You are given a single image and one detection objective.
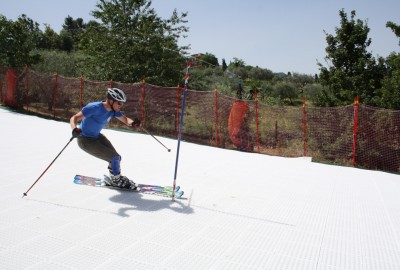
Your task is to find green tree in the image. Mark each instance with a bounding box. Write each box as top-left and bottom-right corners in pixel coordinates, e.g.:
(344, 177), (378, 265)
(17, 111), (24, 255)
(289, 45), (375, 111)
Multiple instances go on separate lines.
(272, 81), (297, 105)
(38, 24), (60, 50)
(0, 14), (41, 67)
(80, 0), (188, 85)
(221, 58), (228, 71)
(379, 53), (400, 109)
(63, 16), (87, 45)
(59, 29), (74, 52)
(31, 49), (86, 77)
(199, 52), (219, 67)
(378, 21), (400, 109)
(386, 21), (400, 45)
(229, 57), (245, 67)
(248, 67), (274, 81)
(317, 9), (384, 106)
(286, 72), (315, 96)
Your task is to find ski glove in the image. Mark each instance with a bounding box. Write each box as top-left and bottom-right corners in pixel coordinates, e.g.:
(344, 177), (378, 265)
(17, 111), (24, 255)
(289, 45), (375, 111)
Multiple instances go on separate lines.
(132, 118), (141, 127)
(72, 127), (81, 138)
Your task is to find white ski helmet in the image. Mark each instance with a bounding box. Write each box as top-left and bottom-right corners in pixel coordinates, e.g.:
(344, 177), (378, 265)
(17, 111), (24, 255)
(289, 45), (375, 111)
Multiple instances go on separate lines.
(107, 88), (127, 102)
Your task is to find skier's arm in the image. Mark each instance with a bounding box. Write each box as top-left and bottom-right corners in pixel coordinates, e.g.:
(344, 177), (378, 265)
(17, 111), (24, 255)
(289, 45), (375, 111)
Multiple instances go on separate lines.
(117, 115), (140, 127)
(70, 111), (84, 129)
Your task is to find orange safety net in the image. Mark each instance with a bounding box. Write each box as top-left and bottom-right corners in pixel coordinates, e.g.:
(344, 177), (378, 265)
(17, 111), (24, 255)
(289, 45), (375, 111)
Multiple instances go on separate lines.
(1, 66), (400, 173)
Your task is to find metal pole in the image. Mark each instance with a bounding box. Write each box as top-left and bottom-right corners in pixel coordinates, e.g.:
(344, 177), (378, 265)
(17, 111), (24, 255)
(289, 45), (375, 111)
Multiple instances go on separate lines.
(172, 61), (191, 200)
(22, 137), (74, 197)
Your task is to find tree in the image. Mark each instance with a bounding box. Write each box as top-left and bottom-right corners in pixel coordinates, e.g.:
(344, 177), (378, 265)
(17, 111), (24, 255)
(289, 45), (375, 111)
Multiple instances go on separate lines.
(0, 14), (41, 67)
(222, 58), (227, 71)
(59, 29), (74, 52)
(31, 49), (86, 77)
(80, 0), (188, 85)
(386, 21), (400, 46)
(199, 52), (219, 67)
(229, 57), (245, 67)
(286, 72), (315, 96)
(38, 24), (60, 50)
(248, 67), (274, 81)
(317, 9), (384, 106)
(379, 53), (400, 109)
(62, 16), (87, 47)
(273, 81), (297, 105)
(379, 21), (400, 109)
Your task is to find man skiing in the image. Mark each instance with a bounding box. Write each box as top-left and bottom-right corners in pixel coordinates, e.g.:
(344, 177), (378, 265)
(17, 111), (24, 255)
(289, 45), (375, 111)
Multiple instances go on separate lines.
(70, 88), (140, 189)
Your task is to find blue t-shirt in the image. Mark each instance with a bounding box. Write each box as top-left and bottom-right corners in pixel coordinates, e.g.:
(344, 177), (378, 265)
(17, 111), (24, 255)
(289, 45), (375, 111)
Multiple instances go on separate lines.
(80, 102), (123, 138)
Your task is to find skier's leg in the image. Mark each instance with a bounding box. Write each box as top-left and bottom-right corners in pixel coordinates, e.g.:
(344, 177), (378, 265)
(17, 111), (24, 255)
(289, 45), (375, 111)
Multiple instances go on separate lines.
(77, 134), (118, 162)
(105, 155), (135, 189)
(110, 155), (121, 176)
(77, 134), (135, 189)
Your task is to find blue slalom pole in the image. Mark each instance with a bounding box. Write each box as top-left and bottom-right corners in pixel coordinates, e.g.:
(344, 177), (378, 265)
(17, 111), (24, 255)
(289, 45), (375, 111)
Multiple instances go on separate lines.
(172, 61), (191, 200)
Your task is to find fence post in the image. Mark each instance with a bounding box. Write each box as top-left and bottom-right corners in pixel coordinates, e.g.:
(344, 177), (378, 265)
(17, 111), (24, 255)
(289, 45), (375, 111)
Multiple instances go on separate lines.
(141, 79), (146, 126)
(254, 89), (260, 153)
(275, 120), (278, 148)
(53, 73), (58, 119)
(25, 65), (29, 111)
(5, 69), (18, 108)
(214, 87), (219, 146)
(352, 96), (359, 167)
(80, 75), (83, 110)
(0, 77), (2, 103)
(303, 96), (307, 157)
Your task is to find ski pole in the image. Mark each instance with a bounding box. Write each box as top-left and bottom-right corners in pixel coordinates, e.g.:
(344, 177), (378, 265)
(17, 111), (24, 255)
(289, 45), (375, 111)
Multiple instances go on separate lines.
(22, 137), (74, 197)
(140, 126), (171, 152)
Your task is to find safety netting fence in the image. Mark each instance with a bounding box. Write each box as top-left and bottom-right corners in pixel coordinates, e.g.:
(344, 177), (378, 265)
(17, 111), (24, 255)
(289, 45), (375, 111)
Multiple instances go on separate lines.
(1, 67), (399, 173)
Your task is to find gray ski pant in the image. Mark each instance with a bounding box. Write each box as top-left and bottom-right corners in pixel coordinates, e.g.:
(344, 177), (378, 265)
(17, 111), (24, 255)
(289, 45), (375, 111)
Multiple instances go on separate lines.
(77, 134), (119, 167)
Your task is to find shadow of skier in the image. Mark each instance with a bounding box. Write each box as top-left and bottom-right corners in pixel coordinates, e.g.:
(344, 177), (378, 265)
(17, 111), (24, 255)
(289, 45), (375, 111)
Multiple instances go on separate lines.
(108, 189), (194, 217)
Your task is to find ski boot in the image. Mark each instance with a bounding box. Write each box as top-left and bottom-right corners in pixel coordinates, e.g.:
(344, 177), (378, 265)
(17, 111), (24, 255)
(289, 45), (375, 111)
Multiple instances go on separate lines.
(104, 174), (137, 190)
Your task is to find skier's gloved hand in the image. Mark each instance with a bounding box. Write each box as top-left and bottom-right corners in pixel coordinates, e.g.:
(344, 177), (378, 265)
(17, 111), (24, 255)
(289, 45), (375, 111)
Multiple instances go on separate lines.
(131, 118), (141, 127)
(72, 127), (81, 138)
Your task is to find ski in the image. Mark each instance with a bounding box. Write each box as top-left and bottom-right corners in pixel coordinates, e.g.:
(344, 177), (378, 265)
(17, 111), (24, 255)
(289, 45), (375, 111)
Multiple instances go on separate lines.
(74, 175), (179, 192)
(74, 175), (184, 199)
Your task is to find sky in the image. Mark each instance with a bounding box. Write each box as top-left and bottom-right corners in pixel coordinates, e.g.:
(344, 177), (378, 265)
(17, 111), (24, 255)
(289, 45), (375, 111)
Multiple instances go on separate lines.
(1, 0), (399, 75)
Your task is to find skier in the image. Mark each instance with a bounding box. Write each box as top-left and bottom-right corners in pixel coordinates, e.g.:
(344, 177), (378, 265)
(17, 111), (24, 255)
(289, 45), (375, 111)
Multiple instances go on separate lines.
(70, 88), (141, 189)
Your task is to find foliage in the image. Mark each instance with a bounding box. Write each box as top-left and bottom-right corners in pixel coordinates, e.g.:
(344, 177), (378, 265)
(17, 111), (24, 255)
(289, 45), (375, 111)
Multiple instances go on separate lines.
(31, 49), (87, 77)
(189, 66), (235, 92)
(248, 67), (274, 81)
(38, 24), (61, 50)
(229, 57), (246, 67)
(317, 9), (385, 106)
(272, 81), (298, 105)
(221, 58), (228, 71)
(378, 22), (400, 109)
(0, 14), (41, 67)
(59, 29), (74, 52)
(379, 52), (400, 109)
(62, 16), (87, 45)
(199, 53), (219, 67)
(386, 21), (400, 45)
(79, 0), (189, 86)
